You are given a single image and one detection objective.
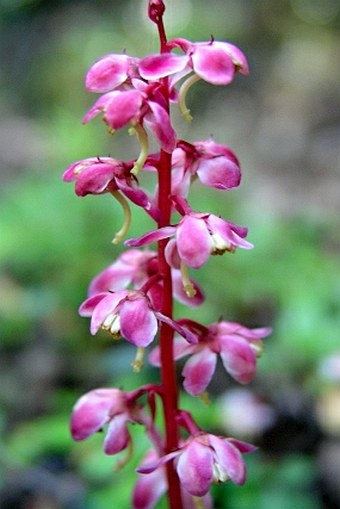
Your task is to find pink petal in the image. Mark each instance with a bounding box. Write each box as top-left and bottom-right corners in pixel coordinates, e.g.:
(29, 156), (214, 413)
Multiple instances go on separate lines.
(182, 348), (217, 396)
(137, 451), (179, 474)
(177, 441), (213, 497)
(82, 93), (114, 124)
(208, 435), (247, 485)
(221, 41), (249, 74)
(207, 215), (253, 250)
(78, 292), (108, 317)
(125, 226), (176, 248)
(105, 90), (143, 129)
(216, 321), (248, 335)
(240, 326), (272, 340)
(88, 261), (135, 296)
(182, 491), (213, 509)
(119, 296), (158, 347)
(172, 269), (205, 307)
(219, 335), (257, 384)
(192, 44), (235, 85)
(116, 178), (153, 213)
(155, 313), (198, 344)
(73, 163), (116, 196)
(132, 467), (167, 509)
(146, 281), (163, 311)
(164, 239), (181, 269)
(139, 53), (188, 80)
(90, 291), (129, 334)
(148, 346), (161, 367)
(85, 53), (130, 93)
(196, 155), (240, 190)
(70, 388), (123, 440)
(149, 337), (196, 367)
(104, 413), (130, 454)
(176, 216), (211, 268)
(144, 101), (176, 153)
(218, 322), (271, 341)
(228, 438), (258, 454)
(170, 165), (192, 198)
(62, 161), (80, 182)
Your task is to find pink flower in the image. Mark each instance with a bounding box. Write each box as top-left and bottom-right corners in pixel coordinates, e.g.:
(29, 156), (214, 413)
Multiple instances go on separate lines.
(88, 249), (157, 296)
(139, 38), (249, 85)
(87, 249), (204, 309)
(85, 53), (139, 93)
(172, 139), (241, 195)
(150, 321), (272, 395)
(133, 449), (213, 509)
(126, 196), (253, 269)
(62, 157), (152, 211)
(70, 388), (142, 455)
(82, 88), (176, 153)
(79, 289), (197, 347)
(137, 434), (255, 497)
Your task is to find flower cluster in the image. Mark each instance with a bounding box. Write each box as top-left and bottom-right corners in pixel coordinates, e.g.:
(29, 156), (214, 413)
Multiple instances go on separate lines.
(65, 2), (271, 508)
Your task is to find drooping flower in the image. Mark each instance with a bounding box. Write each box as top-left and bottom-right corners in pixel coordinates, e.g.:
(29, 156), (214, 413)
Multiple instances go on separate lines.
(79, 289), (197, 346)
(137, 433), (255, 497)
(87, 249), (204, 308)
(70, 388), (143, 455)
(133, 449), (213, 509)
(150, 320), (272, 396)
(82, 87), (176, 153)
(139, 38), (249, 85)
(148, 0), (166, 24)
(62, 156), (153, 211)
(85, 53), (139, 93)
(126, 196), (253, 270)
(139, 38), (248, 119)
(171, 139), (241, 196)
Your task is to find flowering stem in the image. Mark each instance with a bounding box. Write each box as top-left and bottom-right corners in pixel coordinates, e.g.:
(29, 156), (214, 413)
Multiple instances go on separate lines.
(158, 149), (184, 509)
(152, 5), (184, 507)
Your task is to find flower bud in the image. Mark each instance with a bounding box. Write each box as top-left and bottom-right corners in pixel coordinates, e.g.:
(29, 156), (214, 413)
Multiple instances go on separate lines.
(148, 0), (166, 23)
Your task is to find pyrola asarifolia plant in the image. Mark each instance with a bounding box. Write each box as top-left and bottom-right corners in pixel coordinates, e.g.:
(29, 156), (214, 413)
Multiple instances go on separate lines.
(64, 2), (271, 508)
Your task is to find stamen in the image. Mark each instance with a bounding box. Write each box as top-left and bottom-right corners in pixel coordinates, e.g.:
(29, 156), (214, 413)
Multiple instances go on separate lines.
(180, 262), (197, 298)
(129, 124), (149, 176)
(110, 190), (132, 244)
(212, 462), (229, 483)
(178, 74), (201, 121)
(131, 347), (145, 373)
(101, 313), (121, 338)
(210, 232), (227, 253)
(250, 339), (264, 358)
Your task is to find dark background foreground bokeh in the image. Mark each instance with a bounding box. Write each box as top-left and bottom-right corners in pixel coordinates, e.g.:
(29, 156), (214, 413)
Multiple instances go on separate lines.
(1, 0), (340, 507)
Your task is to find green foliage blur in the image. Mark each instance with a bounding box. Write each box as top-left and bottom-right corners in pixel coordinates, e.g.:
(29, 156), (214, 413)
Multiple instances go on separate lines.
(1, 0), (340, 508)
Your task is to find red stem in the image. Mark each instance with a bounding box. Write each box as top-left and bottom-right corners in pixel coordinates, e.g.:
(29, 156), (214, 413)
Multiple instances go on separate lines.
(154, 7), (184, 509)
(158, 150), (183, 509)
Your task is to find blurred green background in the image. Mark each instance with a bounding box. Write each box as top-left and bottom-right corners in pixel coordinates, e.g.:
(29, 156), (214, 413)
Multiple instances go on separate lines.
(1, 0), (340, 507)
